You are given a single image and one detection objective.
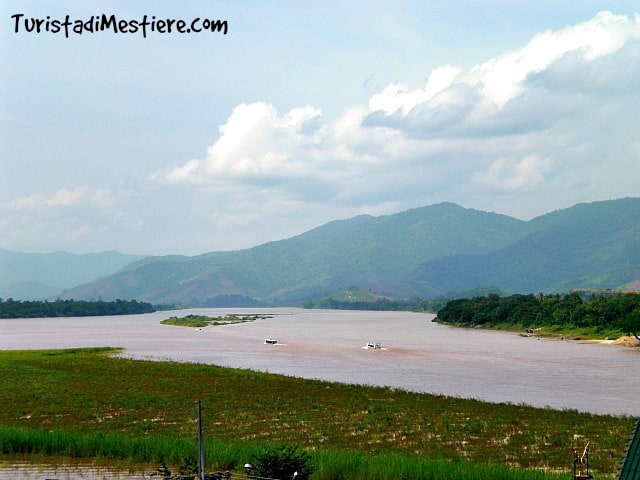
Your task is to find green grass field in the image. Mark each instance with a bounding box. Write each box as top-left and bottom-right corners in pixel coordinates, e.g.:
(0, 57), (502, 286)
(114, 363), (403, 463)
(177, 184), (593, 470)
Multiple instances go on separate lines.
(0, 347), (634, 479)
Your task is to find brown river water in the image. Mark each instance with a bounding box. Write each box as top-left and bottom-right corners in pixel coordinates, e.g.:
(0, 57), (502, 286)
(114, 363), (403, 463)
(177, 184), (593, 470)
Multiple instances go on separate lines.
(1, 308), (639, 478)
(2, 308), (638, 415)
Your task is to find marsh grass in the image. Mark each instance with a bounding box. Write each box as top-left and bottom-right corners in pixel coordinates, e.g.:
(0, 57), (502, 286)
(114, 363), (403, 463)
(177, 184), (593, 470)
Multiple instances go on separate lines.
(0, 348), (633, 479)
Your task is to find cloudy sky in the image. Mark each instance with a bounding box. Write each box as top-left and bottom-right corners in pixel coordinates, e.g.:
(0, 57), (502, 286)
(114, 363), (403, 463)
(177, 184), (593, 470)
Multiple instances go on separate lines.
(2, 1), (639, 256)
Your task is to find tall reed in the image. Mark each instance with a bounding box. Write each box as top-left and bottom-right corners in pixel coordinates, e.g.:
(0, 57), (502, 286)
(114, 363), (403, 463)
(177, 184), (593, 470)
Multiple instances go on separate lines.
(0, 427), (570, 480)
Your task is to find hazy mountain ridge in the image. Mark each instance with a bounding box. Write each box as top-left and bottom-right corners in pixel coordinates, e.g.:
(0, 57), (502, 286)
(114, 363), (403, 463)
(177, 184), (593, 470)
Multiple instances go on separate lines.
(8, 198), (639, 304)
(0, 249), (147, 300)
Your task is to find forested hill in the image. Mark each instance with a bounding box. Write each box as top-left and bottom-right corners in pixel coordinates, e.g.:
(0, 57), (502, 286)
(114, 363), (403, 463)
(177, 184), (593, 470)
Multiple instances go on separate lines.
(411, 197), (640, 294)
(62, 202), (527, 304)
(58, 198), (640, 306)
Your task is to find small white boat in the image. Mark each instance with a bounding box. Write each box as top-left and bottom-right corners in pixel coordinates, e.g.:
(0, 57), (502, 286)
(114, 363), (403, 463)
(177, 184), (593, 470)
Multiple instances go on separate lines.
(264, 338), (278, 345)
(364, 342), (385, 350)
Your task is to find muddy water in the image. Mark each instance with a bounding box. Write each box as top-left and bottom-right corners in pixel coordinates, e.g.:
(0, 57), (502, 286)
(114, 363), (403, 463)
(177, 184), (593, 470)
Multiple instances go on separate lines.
(2, 308), (638, 416)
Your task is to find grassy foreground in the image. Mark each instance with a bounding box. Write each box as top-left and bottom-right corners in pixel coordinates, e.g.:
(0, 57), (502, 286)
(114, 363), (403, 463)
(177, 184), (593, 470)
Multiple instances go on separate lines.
(0, 348), (634, 479)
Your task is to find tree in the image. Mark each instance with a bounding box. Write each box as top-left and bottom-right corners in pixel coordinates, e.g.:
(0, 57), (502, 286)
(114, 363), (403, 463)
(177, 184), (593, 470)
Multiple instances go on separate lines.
(251, 445), (313, 480)
(619, 308), (640, 343)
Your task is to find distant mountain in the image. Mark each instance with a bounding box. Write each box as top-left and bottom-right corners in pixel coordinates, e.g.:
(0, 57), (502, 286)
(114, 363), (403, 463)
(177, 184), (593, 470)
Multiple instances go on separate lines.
(0, 281), (62, 301)
(0, 249), (147, 300)
(61, 198), (640, 305)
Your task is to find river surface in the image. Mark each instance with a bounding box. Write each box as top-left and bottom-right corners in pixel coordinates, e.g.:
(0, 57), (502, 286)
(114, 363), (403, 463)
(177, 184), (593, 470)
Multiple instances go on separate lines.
(1, 308), (639, 416)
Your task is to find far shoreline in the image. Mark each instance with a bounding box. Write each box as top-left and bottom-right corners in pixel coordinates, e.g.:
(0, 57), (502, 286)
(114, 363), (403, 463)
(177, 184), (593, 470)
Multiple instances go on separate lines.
(433, 319), (640, 349)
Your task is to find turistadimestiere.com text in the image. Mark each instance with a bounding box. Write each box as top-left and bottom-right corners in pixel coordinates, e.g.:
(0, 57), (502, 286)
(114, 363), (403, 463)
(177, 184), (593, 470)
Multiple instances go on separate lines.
(10, 13), (228, 38)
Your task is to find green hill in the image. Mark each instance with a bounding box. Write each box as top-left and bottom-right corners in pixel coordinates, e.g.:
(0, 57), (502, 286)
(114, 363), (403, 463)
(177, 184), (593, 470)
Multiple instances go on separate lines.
(412, 198), (640, 294)
(60, 198), (640, 305)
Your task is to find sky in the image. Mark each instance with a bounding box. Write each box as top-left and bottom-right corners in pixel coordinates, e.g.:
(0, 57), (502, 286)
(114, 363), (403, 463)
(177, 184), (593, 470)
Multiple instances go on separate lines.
(1, 1), (639, 256)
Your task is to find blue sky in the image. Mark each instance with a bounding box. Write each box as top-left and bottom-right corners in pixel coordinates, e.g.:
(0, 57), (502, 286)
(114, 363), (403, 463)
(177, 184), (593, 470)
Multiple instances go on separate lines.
(1, 1), (639, 255)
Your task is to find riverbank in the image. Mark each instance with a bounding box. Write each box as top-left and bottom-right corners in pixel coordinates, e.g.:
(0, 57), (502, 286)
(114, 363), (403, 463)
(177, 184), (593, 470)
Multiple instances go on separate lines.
(441, 319), (640, 349)
(516, 329), (640, 347)
(0, 348), (634, 479)
(579, 335), (639, 347)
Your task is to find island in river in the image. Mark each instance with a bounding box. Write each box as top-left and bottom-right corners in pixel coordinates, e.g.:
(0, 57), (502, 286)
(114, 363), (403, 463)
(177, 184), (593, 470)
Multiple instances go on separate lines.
(160, 313), (271, 328)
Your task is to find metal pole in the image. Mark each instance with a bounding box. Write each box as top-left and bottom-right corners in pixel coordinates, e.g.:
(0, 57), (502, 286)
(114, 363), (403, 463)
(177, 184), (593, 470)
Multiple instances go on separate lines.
(198, 400), (205, 480)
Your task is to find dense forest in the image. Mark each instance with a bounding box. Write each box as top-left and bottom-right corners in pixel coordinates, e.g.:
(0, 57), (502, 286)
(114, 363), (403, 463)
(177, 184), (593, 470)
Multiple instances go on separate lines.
(0, 298), (155, 318)
(435, 292), (640, 339)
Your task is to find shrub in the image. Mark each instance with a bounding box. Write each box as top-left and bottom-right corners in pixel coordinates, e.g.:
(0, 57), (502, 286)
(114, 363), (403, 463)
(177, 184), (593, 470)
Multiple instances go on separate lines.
(251, 445), (313, 480)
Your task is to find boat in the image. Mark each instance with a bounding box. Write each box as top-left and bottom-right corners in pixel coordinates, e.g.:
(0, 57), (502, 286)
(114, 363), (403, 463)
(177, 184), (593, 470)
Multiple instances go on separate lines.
(264, 338), (278, 345)
(364, 342), (384, 350)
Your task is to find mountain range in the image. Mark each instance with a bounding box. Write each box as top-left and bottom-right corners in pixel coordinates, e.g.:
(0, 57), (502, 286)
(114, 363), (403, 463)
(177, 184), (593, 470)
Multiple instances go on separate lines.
(1, 198), (638, 305)
(44, 197), (639, 306)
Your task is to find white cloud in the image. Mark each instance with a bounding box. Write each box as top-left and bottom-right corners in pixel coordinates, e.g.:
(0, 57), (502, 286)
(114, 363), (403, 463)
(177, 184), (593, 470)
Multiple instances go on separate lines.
(164, 159), (202, 184)
(472, 155), (551, 191)
(151, 10), (639, 242)
(6, 194), (43, 211)
(363, 11), (640, 135)
(4, 187), (91, 212)
(368, 65), (462, 115)
(463, 11), (640, 111)
(3, 187), (117, 213)
(90, 189), (116, 208)
(44, 187), (88, 207)
(156, 102), (326, 185)
(202, 102), (323, 179)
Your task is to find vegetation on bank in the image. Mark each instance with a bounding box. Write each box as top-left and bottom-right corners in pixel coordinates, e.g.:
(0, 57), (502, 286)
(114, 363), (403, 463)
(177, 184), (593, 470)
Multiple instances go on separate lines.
(0, 298), (155, 318)
(435, 292), (640, 340)
(161, 314), (269, 328)
(0, 348), (634, 479)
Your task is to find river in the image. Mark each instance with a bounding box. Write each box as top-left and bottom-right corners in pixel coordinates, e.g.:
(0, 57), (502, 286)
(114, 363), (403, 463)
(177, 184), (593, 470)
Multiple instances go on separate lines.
(2, 308), (638, 416)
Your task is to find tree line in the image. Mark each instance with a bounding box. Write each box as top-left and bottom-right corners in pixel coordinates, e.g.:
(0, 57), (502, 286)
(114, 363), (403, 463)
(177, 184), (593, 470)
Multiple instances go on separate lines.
(0, 298), (155, 318)
(435, 292), (640, 339)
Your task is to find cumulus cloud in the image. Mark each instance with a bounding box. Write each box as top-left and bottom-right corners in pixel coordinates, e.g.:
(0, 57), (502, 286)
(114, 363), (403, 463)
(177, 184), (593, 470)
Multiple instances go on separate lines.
(367, 65), (462, 115)
(3, 187), (117, 213)
(5, 187), (92, 212)
(366, 11), (640, 132)
(158, 11), (639, 198)
(158, 102), (325, 185)
(64, 11), (640, 252)
(472, 155), (552, 191)
(44, 187), (88, 207)
(6, 194), (43, 211)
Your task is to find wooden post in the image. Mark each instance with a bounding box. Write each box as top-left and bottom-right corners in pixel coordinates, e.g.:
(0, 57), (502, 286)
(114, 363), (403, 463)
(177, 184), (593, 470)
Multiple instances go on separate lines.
(198, 400), (205, 480)
(573, 442), (592, 479)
